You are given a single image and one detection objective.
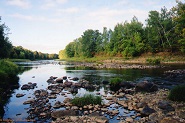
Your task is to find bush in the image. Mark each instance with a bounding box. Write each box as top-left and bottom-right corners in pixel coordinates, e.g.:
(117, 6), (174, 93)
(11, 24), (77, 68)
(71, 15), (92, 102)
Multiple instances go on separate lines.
(146, 58), (161, 64)
(71, 94), (102, 107)
(109, 77), (122, 87)
(0, 60), (19, 86)
(168, 85), (185, 102)
(0, 60), (18, 76)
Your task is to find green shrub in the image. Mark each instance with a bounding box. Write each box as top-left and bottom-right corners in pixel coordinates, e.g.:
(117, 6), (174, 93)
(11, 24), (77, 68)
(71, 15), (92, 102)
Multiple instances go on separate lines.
(0, 60), (18, 76)
(146, 58), (161, 64)
(71, 94), (102, 107)
(0, 60), (19, 86)
(109, 77), (122, 87)
(168, 85), (185, 102)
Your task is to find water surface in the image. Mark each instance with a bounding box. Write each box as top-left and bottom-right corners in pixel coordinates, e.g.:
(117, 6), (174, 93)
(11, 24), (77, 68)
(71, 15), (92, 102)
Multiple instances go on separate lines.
(3, 60), (185, 122)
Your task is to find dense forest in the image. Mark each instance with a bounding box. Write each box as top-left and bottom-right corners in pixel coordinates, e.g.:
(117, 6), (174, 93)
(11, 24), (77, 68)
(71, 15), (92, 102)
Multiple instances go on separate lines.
(59, 1), (185, 59)
(0, 17), (58, 60)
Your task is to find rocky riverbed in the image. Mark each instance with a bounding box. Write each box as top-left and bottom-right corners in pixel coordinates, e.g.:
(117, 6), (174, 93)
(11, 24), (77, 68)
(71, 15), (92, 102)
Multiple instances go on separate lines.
(12, 75), (185, 123)
(67, 62), (163, 69)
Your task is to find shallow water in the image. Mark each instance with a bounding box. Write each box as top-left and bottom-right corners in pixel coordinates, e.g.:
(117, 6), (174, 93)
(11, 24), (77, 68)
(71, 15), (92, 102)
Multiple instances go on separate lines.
(2, 60), (185, 122)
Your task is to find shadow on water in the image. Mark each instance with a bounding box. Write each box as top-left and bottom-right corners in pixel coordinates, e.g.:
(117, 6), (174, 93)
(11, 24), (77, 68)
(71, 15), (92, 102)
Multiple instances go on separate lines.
(0, 66), (33, 119)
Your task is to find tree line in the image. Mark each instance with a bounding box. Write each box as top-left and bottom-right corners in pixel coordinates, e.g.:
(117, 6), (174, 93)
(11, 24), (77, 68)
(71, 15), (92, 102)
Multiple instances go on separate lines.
(0, 17), (58, 60)
(59, 1), (185, 59)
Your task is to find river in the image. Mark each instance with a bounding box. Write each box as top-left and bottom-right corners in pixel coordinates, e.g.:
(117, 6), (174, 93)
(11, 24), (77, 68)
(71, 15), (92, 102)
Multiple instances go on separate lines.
(2, 60), (185, 122)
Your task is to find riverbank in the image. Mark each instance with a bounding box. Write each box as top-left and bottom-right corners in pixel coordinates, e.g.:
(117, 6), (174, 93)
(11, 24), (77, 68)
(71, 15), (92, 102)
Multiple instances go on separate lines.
(60, 52), (185, 64)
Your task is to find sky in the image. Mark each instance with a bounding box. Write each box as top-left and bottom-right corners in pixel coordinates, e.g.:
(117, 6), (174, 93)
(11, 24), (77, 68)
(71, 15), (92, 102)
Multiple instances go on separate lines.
(0, 0), (178, 54)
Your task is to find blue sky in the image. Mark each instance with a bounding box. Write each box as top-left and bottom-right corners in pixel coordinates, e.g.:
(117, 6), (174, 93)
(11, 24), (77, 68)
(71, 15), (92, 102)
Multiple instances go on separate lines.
(0, 0), (178, 53)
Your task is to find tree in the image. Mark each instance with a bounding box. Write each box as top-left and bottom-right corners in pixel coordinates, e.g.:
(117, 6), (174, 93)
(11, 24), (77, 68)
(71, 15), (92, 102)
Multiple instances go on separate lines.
(146, 7), (177, 52)
(65, 42), (75, 57)
(0, 17), (12, 58)
(81, 29), (101, 57)
(173, 1), (185, 53)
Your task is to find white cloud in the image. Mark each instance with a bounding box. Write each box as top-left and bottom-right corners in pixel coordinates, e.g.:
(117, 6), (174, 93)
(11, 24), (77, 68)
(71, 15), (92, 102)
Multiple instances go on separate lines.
(57, 7), (80, 14)
(41, 0), (68, 9)
(9, 13), (44, 21)
(9, 13), (68, 24)
(6, 0), (31, 9)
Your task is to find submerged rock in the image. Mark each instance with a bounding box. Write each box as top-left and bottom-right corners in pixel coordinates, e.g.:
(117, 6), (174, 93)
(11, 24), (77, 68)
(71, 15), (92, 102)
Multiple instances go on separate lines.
(158, 101), (175, 111)
(135, 81), (158, 92)
(51, 110), (77, 118)
(16, 93), (25, 98)
(141, 105), (156, 116)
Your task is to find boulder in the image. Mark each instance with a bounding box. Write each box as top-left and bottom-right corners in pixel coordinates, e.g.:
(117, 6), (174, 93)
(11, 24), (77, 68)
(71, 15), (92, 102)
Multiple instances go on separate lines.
(119, 81), (135, 89)
(69, 85), (78, 93)
(23, 99), (35, 105)
(84, 83), (95, 90)
(158, 101), (175, 111)
(53, 101), (61, 109)
(141, 105), (156, 116)
(160, 117), (180, 123)
(47, 78), (55, 83)
(72, 77), (79, 81)
(64, 81), (73, 87)
(102, 80), (109, 84)
(21, 84), (30, 90)
(56, 78), (63, 83)
(135, 81), (158, 92)
(16, 93), (25, 98)
(51, 110), (77, 118)
(63, 76), (67, 80)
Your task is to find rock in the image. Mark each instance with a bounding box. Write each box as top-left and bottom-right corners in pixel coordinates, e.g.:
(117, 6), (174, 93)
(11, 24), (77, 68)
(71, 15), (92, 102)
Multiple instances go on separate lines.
(23, 99), (35, 104)
(74, 83), (82, 87)
(64, 81), (73, 87)
(125, 117), (134, 122)
(119, 82), (135, 89)
(56, 78), (63, 83)
(135, 81), (158, 92)
(141, 105), (156, 116)
(63, 76), (67, 80)
(136, 102), (147, 108)
(106, 96), (113, 100)
(16, 93), (25, 98)
(53, 101), (61, 109)
(48, 94), (57, 99)
(40, 112), (47, 117)
(51, 110), (77, 118)
(84, 111), (89, 115)
(72, 77), (79, 81)
(21, 84), (30, 90)
(111, 110), (119, 115)
(160, 117), (180, 123)
(101, 108), (108, 112)
(84, 83), (95, 90)
(102, 80), (109, 84)
(93, 116), (108, 123)
(158, 101), (175, 111)
(21, 83), (37, 90)
(63, 98), (72, 103)
(70, 116), (78, 122)
(178, 110), (185, 119)
(47, 78), (55, 83)
(69, 85), (78, 93)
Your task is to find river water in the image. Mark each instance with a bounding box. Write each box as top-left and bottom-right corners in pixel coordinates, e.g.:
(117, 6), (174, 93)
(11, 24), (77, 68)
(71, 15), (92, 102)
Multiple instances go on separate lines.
(2, 60), (185, 122)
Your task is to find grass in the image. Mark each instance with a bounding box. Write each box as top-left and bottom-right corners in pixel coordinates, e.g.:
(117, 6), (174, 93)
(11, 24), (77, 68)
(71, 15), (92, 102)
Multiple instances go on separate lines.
(59, 52), (185, 64)
(109, 77), (122, 87)
(8, 59), (31, 62)
(168, 85), (185, 102)
(71, 94), (102, 107)
(146, 58), (161, 64)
